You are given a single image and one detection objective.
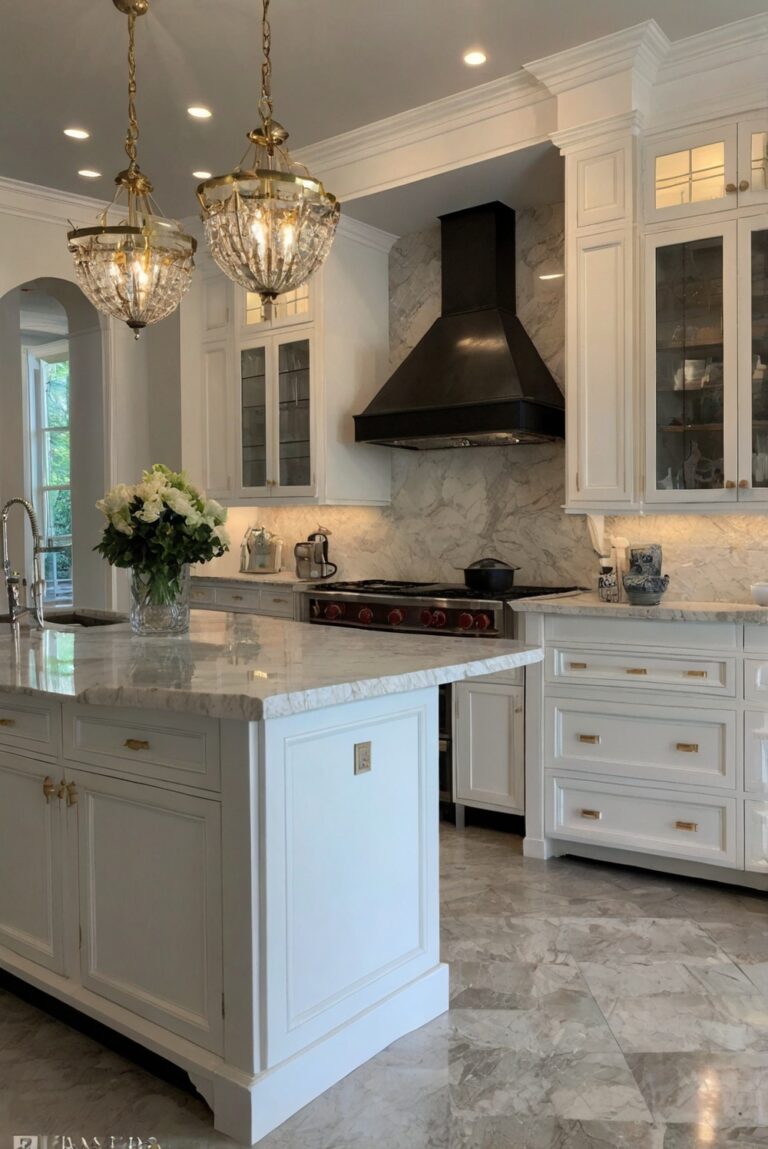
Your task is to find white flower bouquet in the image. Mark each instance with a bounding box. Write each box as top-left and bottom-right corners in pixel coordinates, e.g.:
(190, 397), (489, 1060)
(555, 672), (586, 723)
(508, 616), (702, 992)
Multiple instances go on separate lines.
(96, 464), (229, 631)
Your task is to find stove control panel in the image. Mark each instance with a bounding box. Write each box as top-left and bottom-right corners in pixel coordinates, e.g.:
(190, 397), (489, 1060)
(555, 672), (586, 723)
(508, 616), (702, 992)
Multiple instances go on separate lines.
(308, 595), (505, 637)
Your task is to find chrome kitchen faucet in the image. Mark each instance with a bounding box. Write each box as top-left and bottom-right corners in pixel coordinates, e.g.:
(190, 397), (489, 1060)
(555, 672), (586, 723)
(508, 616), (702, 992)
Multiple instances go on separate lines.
(1, 497), (54, 629)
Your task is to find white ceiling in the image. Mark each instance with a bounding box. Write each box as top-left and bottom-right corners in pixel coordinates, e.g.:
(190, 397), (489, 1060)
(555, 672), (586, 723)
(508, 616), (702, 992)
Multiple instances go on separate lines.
(1, 0), (766, 221)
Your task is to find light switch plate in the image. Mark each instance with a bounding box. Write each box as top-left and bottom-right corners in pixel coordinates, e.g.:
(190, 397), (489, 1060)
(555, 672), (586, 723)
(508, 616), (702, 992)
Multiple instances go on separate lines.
(354, 741), (372, 775)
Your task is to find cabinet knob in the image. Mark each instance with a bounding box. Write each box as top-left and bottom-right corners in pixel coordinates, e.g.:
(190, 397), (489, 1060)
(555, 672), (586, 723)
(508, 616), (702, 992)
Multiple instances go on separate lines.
(739, 179), (750, 192)
(725, 182), (738, 194)
(739, 479), (750, 489)
(725, 480), (736, 489)
(42, 775), (57, 803)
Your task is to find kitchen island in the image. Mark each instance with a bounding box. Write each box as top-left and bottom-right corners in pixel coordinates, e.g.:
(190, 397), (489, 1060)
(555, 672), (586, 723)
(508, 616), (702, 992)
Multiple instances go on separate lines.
(0, 611), (543, 1144)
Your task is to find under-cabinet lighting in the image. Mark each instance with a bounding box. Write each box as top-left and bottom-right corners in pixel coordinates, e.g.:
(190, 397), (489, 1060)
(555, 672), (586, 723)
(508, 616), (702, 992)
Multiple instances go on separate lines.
(539, 272), (565, 280)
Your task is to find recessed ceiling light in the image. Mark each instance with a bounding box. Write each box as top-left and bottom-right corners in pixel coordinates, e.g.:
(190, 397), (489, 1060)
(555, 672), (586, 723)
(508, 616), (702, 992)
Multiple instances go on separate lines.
(64, 127), (90, 140)
(78, 169), (102, 179)
(539, 272), (565, 281)
(187, 105), (212, 120)
(193, 170), (212, 180)
(463, 49), (487, 67)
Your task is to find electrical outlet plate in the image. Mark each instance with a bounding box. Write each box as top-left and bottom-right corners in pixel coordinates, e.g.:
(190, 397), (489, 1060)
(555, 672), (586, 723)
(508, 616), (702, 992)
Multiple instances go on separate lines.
(354, 741), (372, 775)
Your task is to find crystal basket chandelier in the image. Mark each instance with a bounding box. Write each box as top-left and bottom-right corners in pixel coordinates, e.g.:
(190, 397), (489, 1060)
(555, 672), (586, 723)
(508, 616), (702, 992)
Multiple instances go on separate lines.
(197, 0), (340, 303)
(67, 0), (196, 339)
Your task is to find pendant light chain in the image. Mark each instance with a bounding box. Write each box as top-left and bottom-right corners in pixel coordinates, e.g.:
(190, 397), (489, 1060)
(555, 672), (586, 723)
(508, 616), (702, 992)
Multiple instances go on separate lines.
(125, 11), (140, 174)
(259, 0), (274, 141)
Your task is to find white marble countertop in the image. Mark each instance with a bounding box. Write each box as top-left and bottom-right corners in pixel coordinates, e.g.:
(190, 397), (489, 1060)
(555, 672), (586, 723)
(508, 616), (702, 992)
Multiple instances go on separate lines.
(510, 590), (768, 623)
(192, 570), (310, 588)
(0, 612), (543, 720)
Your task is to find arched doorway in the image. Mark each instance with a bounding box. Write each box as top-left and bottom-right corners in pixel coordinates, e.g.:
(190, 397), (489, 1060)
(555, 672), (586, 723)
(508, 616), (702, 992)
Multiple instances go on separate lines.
(0, 277), (108, 609)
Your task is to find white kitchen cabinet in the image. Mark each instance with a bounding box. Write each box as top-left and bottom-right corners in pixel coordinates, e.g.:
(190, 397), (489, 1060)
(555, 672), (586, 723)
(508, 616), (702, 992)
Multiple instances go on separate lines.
(181, 219), (394, 507)
(0, 751), (66, 973)
(745, 800), (768, 872)
(72, 768), (224, 1052)
(454, 680), (525, 814)
(190, 577), (299, 619)
(644, 117), (768, 223)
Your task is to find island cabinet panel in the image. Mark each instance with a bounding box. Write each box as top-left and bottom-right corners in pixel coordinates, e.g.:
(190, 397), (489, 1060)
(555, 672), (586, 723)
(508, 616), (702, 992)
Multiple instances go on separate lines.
(0, 751), (65, 973)
(261, 689), (439, 1065)
(73, 769), (224, 1053)
(63, 703), (221, 792)
(0, 695), (61, 760)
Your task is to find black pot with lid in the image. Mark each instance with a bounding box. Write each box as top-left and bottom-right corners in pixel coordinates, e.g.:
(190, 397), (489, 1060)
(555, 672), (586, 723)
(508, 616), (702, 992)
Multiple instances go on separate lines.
(462, 557), (520, 594)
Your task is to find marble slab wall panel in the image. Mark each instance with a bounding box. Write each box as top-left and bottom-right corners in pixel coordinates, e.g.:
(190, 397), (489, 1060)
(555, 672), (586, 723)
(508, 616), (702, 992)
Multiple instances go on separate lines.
(205, 205), (768, 602)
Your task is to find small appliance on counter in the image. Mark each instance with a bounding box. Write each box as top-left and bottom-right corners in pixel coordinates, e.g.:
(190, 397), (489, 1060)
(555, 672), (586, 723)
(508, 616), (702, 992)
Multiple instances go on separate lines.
(240, 525), (283, 574)
(294, 527), (338, 581)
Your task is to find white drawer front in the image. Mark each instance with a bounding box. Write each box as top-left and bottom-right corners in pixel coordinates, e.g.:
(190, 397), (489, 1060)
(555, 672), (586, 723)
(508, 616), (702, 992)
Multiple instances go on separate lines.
(0, 695), (60, 759)
(544, 615), (738, 651)
(257, 588), (294, 617)
(214, 585), (262, 611)
(546, 773), (738, 867)
(547, 647), (734, 696)
(189, 584), (216, 607)
(63, 704), (220, 791)
(745, 800), (768, 873)
(545, 697), (735, 788)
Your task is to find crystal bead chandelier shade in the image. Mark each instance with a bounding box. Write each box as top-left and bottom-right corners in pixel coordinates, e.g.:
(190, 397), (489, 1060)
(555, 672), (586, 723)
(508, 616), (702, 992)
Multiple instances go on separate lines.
(197, 0), (339, 303)
(67, 1), (196, 338)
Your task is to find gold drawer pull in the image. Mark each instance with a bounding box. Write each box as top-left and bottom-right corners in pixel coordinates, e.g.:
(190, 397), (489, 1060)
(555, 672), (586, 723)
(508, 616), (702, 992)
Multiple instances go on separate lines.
(232, 594), (244, 602)
(685, 670), (707, 679)
(578, 734), (601, 744)
(0, 717), (16, 727)
(580, 809), (602, 820)
(626, 667), (648, 676)
(676, 742), (699, 753)
(568, 662), (587, 670)
(124, 738), (150, 752)
(675, 820), (698, 832)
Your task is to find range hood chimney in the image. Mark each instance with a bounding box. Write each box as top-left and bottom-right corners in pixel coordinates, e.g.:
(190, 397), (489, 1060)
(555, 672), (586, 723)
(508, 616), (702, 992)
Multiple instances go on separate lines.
(354, 201), (564, 450)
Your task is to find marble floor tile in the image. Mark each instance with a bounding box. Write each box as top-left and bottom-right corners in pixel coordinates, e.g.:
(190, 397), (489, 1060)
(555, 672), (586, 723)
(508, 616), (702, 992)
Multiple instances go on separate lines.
(626, 1052), (768, 1126)
(601, 993), (768, 1054)
(2, 824), (768, 1149)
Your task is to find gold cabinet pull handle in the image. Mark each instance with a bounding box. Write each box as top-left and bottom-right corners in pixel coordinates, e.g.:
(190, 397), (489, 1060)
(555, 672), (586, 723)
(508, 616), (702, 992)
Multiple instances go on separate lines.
(232, 594), (244, 601)
(675, 820), (698, 832)
(124, 738), (150, 752)
(685, 670), (707, 678)
(580, 809), (602, 820)
(676, 742), (699, 753)
(272, 597), (285, 604)
(568, 662), (587, 670)
(42, 775), (57, 803)
(626, 668), (648, 675)
(0, 717), (16, 727)
(739, 179), (750, 192)
(725, 479), (736, 488)
(66, 782), (78, 807)
(578, 734), (601, 744)
(57, 779), (67, 800)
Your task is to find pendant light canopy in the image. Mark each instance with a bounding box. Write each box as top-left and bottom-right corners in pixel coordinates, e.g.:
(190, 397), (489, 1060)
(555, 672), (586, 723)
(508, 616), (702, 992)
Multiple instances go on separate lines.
(67, 0), (196, 339)
(197, 0), (340, 303)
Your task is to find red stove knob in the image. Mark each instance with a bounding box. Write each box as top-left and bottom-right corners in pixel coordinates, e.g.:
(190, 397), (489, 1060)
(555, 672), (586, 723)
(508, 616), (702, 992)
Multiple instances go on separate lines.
(324, 603), (344, 620)
(358, 607), (374, 625)
(432, 610), (447, 628)
(458, 612), (474, 631)
(420, 609), (434, 627)
(473, 613), (491, 631)
(388, 608), (406, 627)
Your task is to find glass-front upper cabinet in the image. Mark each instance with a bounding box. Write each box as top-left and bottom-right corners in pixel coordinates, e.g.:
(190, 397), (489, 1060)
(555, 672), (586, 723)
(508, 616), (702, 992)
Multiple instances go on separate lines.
(241, 282), (312, 332)
(239, 333), (314, 497)
(738, 217), (768, 501)
(646, 126), (738, 222)
(646, 222), (738, 504)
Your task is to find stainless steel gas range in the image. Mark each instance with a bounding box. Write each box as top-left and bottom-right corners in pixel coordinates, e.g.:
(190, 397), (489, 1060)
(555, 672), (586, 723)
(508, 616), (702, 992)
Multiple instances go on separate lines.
(304, 579), (575, 806)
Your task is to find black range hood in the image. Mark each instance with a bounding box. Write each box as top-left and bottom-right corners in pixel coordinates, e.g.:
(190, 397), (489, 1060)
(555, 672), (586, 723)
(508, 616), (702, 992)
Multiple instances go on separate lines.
(354, 201), (564, 450)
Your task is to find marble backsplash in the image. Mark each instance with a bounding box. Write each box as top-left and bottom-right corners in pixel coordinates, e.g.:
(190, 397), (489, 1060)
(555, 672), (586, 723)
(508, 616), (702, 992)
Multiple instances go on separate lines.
(205, 204), (768, 604)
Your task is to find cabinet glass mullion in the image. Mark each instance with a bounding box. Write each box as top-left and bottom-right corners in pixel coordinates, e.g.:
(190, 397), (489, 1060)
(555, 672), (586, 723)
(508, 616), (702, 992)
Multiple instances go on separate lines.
(654, 235), (725, 492)
(750, 228), (768, 486)
(276, 338), (311, 488)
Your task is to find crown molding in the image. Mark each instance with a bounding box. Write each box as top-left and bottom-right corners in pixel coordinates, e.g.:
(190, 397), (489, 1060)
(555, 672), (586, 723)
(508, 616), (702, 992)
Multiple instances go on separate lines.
(294, 68), (549, 181)
(525, 21), (670, 96)
(647, 84), (768, 136)
(337, 213), (397, 254)
(551, 110), (645, 152)
(0, 174), (117, 228)
(657, 12), (768, 83)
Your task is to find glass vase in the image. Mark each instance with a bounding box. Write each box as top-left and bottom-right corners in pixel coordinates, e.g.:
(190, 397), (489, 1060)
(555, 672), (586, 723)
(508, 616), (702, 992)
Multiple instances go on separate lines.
(130, 564), (191, 637)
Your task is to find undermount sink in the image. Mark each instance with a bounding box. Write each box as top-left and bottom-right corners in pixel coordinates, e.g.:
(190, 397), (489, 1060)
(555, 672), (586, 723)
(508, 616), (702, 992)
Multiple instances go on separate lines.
(0, 609), (126, 628)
